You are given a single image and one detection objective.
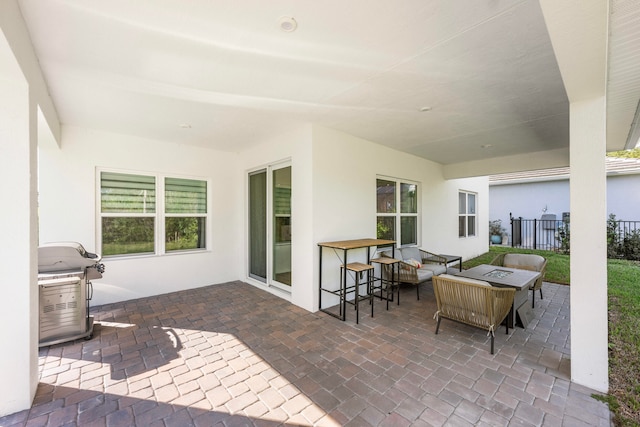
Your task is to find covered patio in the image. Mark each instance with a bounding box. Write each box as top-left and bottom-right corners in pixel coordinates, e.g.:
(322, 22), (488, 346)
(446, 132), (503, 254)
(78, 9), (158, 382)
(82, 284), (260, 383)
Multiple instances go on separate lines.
(3, 0), (639, 419)
(1, 281), (610, 426)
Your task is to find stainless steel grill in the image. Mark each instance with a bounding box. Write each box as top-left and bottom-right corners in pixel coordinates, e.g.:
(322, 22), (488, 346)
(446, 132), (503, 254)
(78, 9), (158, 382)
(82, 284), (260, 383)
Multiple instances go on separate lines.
(37, 242), (105, 347)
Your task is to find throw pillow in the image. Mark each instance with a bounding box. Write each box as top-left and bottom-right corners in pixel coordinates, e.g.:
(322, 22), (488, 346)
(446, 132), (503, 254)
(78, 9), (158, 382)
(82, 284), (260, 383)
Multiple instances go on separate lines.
(407, 258), (422, 268)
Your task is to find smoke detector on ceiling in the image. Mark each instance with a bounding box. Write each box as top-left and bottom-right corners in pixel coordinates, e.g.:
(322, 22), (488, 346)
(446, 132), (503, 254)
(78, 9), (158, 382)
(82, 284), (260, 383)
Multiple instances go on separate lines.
(278, 16), (297, 32)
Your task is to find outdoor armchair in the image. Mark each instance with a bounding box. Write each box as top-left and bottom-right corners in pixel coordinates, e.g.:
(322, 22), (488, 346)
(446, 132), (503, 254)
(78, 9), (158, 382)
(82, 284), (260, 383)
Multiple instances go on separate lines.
(490, 253), (547, 308)
(433, 274), (515, 354)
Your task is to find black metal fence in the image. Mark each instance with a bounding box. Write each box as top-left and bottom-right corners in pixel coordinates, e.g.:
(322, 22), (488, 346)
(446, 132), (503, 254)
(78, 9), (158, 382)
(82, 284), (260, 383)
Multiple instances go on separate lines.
(510, 217), (566, 251)
(509, 216), (640, 259)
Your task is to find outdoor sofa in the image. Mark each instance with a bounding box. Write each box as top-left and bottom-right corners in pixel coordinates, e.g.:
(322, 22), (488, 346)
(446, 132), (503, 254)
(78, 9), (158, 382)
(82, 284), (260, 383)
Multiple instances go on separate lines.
(381, 247), (447, 302)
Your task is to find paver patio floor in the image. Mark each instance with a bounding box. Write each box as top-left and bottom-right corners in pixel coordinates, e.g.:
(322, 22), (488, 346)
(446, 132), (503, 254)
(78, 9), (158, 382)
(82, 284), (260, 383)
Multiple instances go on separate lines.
(1, 280), (611, 426)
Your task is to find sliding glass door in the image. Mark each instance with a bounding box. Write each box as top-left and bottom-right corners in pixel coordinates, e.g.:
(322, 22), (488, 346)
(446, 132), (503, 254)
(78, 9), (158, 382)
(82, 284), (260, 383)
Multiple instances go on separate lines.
(248, 163), (291, 290)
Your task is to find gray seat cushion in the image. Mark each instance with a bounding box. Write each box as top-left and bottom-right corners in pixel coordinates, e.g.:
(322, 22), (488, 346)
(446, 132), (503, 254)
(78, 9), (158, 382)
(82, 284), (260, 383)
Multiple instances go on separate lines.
(415, 268), (434, 283)
(421, 263), (447, 275)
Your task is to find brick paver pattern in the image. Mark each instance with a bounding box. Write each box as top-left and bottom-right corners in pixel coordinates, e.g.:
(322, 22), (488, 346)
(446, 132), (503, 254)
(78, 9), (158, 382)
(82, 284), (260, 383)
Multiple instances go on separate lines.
(1, 279), (611, 426)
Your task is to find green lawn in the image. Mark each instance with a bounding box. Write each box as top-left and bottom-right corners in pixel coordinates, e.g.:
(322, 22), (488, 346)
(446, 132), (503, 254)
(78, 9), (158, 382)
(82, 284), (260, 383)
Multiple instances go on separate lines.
(463, 246), (640, 426)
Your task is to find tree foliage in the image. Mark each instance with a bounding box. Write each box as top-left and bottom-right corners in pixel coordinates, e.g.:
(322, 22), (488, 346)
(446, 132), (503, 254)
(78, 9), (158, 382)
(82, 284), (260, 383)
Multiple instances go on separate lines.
(607, 148), (640, 159)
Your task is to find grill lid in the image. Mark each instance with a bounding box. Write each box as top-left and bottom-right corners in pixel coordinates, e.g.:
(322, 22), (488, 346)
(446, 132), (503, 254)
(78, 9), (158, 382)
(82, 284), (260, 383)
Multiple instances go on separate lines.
(38, 242), (102, 273)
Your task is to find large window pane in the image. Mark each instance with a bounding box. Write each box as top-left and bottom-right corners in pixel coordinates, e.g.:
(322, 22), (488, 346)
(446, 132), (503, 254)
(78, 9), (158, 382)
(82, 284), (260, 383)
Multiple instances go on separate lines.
(273, 167), (291, 286)
(459, 216), (466, 237)
(102, 217), (155, 256)
(467, 216), (476, 236)
(165, 217), (206, 251)
(377, 179), (396, 213)
(377, 216), (395, 240)
(400, 217), (417, 245)
(101, 172), (155, 213)
(458, 192), (466, 215)
(401, 183), (417, 213)
(467, 194), (476, 214)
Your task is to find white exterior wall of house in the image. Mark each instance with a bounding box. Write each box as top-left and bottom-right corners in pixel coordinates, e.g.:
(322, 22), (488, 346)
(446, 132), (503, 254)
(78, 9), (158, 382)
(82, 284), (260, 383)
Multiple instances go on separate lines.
(309, 126), (489, 313)
(238, 124), (488, 313)
(37, 123), (489, 316)
(39, 126), (244, 306)
(238, 124), (315, 311)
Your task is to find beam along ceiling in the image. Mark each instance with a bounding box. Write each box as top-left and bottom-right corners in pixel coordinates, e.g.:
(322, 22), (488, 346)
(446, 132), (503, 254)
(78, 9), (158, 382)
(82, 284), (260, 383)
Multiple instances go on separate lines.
(16, 0), (640, 167)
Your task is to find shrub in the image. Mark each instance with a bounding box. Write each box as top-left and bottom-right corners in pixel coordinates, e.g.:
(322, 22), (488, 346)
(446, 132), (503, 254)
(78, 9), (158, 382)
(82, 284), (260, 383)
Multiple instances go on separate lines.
(556, 219), (570, 255)
(622, 230), (640, 261)
(608, 214), (623, 259)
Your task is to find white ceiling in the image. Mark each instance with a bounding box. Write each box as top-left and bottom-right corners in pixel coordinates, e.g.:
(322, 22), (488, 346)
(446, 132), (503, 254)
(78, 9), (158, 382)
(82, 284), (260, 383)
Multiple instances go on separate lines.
(16, 0), (640, 167)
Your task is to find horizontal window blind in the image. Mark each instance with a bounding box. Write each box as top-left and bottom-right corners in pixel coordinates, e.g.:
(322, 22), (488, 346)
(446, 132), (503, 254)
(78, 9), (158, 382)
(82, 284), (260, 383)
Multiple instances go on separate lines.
(165, 178), (207, 214)
(101, 172), (156, 213)
(273, 187), (290, 216)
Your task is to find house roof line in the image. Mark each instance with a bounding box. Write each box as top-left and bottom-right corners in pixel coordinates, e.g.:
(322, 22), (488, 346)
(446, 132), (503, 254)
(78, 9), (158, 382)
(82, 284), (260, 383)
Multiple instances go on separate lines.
(489, 156), (640, 185)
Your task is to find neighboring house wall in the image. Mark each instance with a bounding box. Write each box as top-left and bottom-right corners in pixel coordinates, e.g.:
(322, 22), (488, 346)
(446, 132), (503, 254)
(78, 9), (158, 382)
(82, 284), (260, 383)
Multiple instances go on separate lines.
(490, 172), (640, 242)
(489, 179), (569, 239)
(607, 174), (640, 220)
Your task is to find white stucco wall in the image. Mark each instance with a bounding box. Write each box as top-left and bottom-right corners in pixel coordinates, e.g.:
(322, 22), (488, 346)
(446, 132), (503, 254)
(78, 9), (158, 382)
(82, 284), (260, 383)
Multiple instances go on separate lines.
(236, 125), (489, 313)
(238, 124), (314, 311)
(310, 126), (489, 311)
(0, 77), (39, 418)
(0, 1), (57, 414)
(38, 126), (243, 306)
(39, 123), (490, 315)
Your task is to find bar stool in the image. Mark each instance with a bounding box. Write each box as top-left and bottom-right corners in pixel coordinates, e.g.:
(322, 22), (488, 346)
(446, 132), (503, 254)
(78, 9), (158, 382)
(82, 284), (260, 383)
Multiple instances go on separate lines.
(371, 257), (400, 310)
(341, 262), (374, 324)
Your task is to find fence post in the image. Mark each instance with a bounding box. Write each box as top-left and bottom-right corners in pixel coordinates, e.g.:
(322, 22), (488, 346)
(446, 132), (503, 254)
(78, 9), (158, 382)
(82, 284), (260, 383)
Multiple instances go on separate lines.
(533, 219), (537, 249)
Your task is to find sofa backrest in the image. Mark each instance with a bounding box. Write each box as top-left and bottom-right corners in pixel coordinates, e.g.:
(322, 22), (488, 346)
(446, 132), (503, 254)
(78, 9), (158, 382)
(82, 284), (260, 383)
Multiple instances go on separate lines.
(400, 247), (421, 262)
(503, 253), (546, 271)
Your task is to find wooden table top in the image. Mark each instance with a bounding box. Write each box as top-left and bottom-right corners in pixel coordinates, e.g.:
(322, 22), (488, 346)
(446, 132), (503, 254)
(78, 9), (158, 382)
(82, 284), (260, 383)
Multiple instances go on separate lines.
(455, 264), (540, 290)
(317, 238), (395, 250)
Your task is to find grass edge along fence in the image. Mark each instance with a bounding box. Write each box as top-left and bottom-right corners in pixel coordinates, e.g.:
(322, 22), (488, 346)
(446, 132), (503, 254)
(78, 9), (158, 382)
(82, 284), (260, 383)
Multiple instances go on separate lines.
(464, 247), (640, 427)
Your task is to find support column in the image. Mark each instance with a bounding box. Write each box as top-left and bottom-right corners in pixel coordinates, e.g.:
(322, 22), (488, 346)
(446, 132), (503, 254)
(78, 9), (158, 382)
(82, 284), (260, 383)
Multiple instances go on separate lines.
(569, 97), (608, 392)
(0, 80), (39, 415)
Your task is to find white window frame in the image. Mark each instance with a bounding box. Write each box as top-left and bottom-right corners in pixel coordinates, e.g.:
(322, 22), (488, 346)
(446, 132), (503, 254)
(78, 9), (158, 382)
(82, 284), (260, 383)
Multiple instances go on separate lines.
(97, 168), (211, 258)
(376, 176), (420, 247)
(458, 190), (477, 238)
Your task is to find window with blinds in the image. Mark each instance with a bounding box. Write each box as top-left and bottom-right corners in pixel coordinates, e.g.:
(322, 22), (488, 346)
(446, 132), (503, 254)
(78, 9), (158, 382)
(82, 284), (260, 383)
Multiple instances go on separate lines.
(165, 178), (207, 252)
(99, 171), (208, 256)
